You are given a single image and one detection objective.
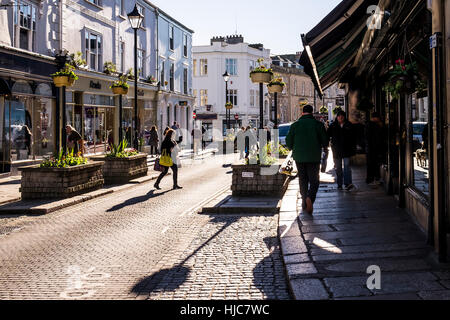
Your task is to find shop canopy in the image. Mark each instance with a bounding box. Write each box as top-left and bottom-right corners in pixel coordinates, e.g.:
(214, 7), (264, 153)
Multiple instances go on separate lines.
(299, 0), (379, 98)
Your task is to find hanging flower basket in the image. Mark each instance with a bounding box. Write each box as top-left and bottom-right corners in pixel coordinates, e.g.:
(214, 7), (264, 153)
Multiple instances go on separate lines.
(383, 60), (419, 99)
(111, 86), (129, 95)
(267, 78), (285, 93)
(250, 58), (273, 84)
(225, 102), (233, 110)
(250, 72), (272, 84)
(52, 75), (75, 88)
(110, 76), (130, 95)
(51, 64), (78, 88)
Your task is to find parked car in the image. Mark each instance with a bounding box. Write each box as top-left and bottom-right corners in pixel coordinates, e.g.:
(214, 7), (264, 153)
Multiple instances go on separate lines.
(278, 123), (292, 146)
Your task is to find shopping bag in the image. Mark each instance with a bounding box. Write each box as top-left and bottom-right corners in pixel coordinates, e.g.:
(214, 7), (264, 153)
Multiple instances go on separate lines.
(154, 157), (164, 172)
(159, 150), (173, 167)
(279, 152), (298, 177)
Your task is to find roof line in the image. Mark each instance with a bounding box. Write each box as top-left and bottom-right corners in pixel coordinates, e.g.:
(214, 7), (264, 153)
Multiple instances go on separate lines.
(142, 0), (195, 33)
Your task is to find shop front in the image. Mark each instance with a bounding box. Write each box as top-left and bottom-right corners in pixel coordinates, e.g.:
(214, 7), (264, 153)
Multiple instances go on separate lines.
(0, 49), (57, 174)
(65, 71), (158, 155)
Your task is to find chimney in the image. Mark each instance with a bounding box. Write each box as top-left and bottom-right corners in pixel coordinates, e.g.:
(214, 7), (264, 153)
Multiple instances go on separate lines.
(210, 36), (226, 45)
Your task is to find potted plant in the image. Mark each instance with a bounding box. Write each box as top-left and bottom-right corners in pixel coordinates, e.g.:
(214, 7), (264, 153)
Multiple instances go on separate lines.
(145, 75), (158, 85)
(51, 63), (78, 87)
(19, 149), (104, 199)
(267, 78), (285, 93)
(225, 102), (233, 110)
(383, 60), (419, 99)
(104, 61), (117, 75)
(319, 106), (328, 115)
(250, 58), (273, 84)
(91, 139), (148, 184)
(110, 74), (129, 95)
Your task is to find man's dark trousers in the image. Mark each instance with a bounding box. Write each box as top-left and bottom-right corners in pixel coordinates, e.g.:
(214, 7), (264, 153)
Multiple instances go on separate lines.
(296, 162), (321, 207)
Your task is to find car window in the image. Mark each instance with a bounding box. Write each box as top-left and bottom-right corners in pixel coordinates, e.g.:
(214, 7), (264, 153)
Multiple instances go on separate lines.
(279, 126), (291, 137)
(413, 124), (425, 136)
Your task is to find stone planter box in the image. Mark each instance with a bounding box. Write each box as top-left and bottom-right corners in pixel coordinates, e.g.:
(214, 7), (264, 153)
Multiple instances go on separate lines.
(19, 162), (104, 200)
(91, 153), (148, 185)
(231, 163), (291, 197)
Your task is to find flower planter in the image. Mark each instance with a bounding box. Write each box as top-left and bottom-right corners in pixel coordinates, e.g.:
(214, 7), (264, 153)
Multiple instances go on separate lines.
(90, 153), (148, 185)
(225, 104), (233, 110)
(19, 162), (104, 200)
(231, 164), (291, 197)
(53, 76), (75, 88)
(268, 84), (284, 93)
(111, 86), (129, 95)
(250, 72), (272, 84)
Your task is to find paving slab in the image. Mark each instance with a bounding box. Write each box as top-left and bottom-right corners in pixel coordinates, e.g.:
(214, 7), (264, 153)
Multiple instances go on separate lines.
(278, 163), (450, 300)
(289, 279), (329, 300)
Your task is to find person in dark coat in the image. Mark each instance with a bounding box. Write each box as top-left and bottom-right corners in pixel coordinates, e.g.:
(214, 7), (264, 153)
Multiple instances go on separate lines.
(366, 112), (386, 185)
(154, 129), (182, 190)
(327, 111), (357, 191)
(286, 105), (329, 214)
(148, 126), (159, 156)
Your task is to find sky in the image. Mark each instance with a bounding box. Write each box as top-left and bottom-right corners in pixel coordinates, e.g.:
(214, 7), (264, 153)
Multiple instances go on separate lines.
(150, 0), (342, 55)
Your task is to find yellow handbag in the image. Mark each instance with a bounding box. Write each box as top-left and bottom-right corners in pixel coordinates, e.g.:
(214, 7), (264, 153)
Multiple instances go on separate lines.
(159, 149), (173, 167)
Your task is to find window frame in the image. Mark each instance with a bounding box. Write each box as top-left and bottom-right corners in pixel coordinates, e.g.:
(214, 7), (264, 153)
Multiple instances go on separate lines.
(84, 29), (103, 72)
(200, 59), (208, 76)
(226, 58), (237, 76)
(169, 25), (175, 51)
(169, 62), (175, 92)
(183, 34), (188, 58)
(136, 3), (145, 28)
(183, 67), (188, 95)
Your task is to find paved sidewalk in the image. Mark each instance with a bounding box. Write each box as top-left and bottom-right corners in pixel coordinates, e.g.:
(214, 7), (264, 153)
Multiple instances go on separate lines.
(279, 165), (450, 300)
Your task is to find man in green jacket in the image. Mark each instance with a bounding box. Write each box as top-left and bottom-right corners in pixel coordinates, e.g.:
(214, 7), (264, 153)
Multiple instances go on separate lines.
(286, 105), (329, 214)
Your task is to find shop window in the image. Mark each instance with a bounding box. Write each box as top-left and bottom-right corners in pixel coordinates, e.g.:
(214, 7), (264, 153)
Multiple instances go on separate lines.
(410, 94), (430, 196)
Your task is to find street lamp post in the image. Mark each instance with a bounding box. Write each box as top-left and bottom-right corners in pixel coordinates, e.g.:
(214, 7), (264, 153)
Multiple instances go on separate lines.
(223, 71), (230, 132)
(128, 4), (144, 151)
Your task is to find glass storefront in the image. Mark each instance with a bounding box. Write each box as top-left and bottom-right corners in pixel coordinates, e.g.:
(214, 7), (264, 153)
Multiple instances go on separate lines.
(66, 91), (115, 155)
(1, 81), (55, 170)
(409, 93), (430, 196)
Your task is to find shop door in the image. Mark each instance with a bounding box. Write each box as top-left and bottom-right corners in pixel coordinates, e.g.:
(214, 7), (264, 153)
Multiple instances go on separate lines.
(7, 97), (33, 161)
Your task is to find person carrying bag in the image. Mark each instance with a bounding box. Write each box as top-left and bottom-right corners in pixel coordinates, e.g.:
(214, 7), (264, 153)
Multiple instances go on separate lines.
(154, 129), (182, 190)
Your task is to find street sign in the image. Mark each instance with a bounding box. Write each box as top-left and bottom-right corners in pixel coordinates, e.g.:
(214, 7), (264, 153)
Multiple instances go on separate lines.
(193, 111), (197, 119)
(179, 101), (188, 106)
(267, 121), (274, 129)
(430, 34), (437, 49)
(242, 172), (254, 178)
(234, 114), (239, 120)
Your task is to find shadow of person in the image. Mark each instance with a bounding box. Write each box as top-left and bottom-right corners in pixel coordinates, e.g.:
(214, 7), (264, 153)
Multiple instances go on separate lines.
(252, 236), (290, 300)
(131, 214), (238, 298)
(131, 265), (191, 297)
(107, 189), (171, 212)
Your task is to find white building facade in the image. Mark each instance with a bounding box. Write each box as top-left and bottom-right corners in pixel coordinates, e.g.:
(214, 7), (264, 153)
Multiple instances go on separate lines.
(193, 35), (271, 141)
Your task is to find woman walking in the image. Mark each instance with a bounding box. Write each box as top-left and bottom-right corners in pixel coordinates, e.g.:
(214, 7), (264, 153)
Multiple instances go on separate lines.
(154, 129), (183, 190)
(149, 126), (159, 157)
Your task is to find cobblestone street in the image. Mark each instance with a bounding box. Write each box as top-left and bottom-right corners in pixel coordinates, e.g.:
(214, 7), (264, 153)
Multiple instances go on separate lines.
(0, 154), (290, 300)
